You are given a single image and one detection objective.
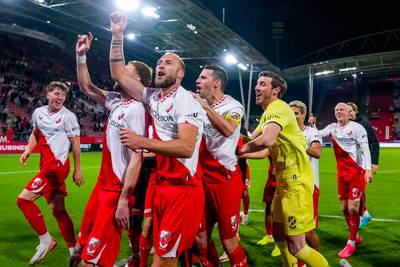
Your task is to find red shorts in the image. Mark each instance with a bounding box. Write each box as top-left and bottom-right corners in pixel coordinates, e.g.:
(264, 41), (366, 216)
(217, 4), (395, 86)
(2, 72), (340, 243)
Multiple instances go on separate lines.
(313, 186), (320, 228)
(337, 170), (366, 201)
(263, 174), (277, 205)
(25, 159), (70, 202)
(204, 171), (243, 240)
(78, 182), (101, 246)
(81, 189), (122, 267)
(153, 180), (204, 258)
(143, 171), (158, 218)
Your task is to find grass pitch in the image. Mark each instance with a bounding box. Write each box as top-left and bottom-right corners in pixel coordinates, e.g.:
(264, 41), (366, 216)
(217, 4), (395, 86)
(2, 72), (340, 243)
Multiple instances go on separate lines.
(0, 148), (399, 266)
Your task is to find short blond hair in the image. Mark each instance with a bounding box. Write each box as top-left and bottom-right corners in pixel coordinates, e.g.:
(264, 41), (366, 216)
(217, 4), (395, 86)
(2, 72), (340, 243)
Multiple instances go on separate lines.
(46, 81), (70, 94)
(347, 101), (358, 112)
(289, 100), (307, 114)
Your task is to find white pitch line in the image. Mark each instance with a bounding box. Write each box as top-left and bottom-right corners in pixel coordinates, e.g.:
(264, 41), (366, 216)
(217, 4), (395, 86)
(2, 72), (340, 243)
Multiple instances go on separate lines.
(0, 166), (99, 175)
(249, 209), (400, 223)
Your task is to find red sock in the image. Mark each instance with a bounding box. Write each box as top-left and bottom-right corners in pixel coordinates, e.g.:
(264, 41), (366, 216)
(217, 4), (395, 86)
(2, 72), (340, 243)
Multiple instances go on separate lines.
(17, 198), (47, 236)
(242, 195), (250, 215)
(207, 241), (220, 267)
(266, 219), (273, 236)
(139, 235), (152, 267)
(349, 213), (360, 241)
(227, 245), (247, 267)
(52, 209), (76, 247)
(343, 209), (350, 228)
(298, 261), (305, 267)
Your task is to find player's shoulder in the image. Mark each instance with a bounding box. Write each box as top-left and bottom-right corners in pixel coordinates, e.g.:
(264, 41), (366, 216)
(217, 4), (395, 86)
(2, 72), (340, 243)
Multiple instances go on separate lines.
(60, 106), (76, 117)
(350, 120), (367, 133)
(34, 106), (47, 114)
(224, 95), (243, 107)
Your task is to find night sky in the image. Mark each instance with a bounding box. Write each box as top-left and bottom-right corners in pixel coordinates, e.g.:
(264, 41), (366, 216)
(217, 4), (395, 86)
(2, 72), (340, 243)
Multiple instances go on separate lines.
(199, 0), (400, 68)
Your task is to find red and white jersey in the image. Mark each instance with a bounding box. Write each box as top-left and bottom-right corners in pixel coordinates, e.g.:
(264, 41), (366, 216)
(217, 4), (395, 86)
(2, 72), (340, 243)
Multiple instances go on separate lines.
(98, 92), (147, 191)
(32, 106), (80, 166)
(200, 95), (244, 183)
(303, 125), (322, 188)
(319, 121), (371, 171)
(143, 86), (204, 185)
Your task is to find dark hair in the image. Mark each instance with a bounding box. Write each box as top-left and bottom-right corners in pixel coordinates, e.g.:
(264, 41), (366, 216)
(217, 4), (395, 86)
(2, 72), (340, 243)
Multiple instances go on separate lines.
(128, 61), (153, 87)
(46, 81), (70, 94)
(204, 65), (228, 91)
(258, 71), (287, 98)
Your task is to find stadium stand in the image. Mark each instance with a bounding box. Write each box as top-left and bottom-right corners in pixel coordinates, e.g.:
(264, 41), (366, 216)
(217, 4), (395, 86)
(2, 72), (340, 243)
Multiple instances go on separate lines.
(0, 33), (110, 140)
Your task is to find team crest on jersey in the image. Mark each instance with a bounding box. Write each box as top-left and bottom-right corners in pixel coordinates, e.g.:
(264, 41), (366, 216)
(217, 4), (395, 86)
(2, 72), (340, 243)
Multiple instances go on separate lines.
(288, 216), (297, 229)
(87, 237), (100, 254)
(56, 117), (62, 124)
(159, 230), (171, 249)
(31, 177), (43, 189)
(352, 188), (359, 198)
(118, 113), (125, 120)
(348, 131), (353, 136)
(231, 215), (238, 231)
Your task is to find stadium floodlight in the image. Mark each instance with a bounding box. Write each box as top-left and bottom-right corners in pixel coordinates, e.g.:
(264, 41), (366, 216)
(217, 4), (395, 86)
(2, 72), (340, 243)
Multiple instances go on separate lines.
(339, 67), (357, 72)
(237, 63), (248, 71)
(315, 70), (334, 76)
(126, 33), (136, 40)
(46, 20), (51, 24)
(35, 0), (45, 3)
(224, 54), (238, 65)
(115, 0), (140, 12)
(142, 6), (160, 19)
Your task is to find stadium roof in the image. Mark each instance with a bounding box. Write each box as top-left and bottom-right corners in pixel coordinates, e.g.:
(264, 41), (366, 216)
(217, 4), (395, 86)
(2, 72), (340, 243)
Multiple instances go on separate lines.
(0, 0), (279, 74)
(282, 29), (400, 81)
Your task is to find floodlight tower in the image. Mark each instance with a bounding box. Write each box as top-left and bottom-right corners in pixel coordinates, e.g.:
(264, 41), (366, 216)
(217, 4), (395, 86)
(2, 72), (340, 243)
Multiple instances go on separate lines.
(272, 21), (285, 66)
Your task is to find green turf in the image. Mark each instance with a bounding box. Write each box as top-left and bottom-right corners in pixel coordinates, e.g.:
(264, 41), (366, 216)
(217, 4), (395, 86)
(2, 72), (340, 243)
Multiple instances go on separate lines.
(0, 148), (399, 266)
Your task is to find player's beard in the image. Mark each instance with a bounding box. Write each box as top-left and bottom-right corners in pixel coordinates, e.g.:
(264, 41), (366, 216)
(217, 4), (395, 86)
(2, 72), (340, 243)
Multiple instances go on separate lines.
(155, 75), (176, 88)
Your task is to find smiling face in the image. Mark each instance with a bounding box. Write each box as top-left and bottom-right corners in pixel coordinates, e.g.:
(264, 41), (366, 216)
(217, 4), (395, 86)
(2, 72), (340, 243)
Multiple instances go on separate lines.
(335, 102), (350, 124)
(47, 88), (66, 112)
(155, 53), (184, 89)
(255, 76), (279, 109)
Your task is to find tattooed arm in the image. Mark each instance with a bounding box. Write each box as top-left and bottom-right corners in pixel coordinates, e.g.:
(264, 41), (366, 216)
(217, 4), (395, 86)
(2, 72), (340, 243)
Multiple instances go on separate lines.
(109, 11), (145, 102)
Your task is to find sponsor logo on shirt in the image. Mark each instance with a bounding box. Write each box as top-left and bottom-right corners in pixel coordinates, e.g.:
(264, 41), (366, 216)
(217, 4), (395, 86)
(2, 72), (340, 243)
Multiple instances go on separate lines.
(151, 110), (173, 122)
(87, 237), (100, 255)
(109, 119), (125, 129)
(159, 230), (171, 249)
(267, 114), (281, 120)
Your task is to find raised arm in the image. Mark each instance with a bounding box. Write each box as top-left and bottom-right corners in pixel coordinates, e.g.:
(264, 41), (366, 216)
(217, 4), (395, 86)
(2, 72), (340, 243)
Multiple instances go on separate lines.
(20, 129), (37, 166)
(76, 33), (109, 105)
(115, 149), (143, 230)
(109, 11), (144, 102)
(120, 123), (199, 158)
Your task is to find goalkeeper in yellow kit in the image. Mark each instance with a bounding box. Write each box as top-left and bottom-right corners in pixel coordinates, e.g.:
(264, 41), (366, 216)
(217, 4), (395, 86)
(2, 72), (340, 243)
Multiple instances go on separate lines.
(241, 71), (329, 267)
